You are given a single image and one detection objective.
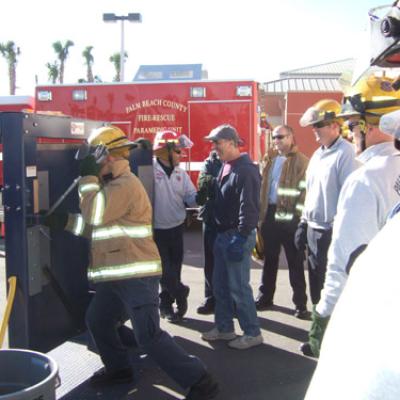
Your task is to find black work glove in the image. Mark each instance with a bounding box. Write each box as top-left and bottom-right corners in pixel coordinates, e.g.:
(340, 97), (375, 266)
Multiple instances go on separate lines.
(41, 212), (68, 231)
(294, 221), (308, 251)
(79, 155), (101, 177)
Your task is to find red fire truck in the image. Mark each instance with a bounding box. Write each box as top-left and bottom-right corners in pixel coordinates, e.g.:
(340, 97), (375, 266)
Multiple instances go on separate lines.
(35, 80), (263, 182)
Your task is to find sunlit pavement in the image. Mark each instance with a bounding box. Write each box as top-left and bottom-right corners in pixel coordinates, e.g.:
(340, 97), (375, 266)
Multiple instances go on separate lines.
(0, 226), (316, 399)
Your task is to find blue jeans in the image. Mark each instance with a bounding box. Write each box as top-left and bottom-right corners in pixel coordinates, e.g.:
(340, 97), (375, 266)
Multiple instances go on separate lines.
(213, 230), (260, 337)
(86, 276), (206, 388)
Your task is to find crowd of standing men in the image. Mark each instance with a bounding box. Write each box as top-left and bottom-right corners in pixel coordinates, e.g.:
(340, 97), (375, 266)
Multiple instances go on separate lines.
(36, 0), (400, 398)
(42, 17), (400, 397)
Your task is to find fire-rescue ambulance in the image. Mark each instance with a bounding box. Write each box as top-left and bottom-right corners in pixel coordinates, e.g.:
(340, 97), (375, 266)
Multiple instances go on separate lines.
(34, 80), (263, 183)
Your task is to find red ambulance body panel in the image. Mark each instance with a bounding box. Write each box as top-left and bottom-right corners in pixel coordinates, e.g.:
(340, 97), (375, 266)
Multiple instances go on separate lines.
(35, 80), (260, 183)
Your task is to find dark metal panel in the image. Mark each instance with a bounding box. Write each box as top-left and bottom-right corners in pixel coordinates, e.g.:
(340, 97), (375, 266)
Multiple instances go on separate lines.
(2, 112), (30, 348)
(2, 112), (104, 352)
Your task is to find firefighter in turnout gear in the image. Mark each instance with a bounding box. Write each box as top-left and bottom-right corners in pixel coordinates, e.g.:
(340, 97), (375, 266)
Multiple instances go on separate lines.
(255, 125), (309, 319)
(301, 74), (400, 358)
(152, 130), (201, 323)
(44, 126), (219, 398)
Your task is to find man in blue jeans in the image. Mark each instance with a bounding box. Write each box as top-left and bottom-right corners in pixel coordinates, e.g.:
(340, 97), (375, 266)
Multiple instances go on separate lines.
(201, 124), (263, 350)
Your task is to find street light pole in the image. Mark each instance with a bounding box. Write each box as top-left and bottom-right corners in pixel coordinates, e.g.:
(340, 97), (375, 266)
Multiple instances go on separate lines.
(120, 18), (125, 81)
(103, 13), (142, 82)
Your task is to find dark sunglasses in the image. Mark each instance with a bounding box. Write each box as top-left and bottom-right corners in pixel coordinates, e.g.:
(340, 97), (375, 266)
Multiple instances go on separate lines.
(347, 119), (366, 133)
(347, 121), (360, 132)
(312, 120), (332, 129)
(272, 134), (287, 140)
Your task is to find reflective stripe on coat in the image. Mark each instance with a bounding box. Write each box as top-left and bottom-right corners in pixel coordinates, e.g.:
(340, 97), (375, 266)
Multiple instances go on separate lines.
(66, 160), (162, 283)
(259, 146), (309, 224)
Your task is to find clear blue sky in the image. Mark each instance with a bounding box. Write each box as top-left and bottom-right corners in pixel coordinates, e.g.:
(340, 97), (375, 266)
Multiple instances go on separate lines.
(0, 0), (390, 95)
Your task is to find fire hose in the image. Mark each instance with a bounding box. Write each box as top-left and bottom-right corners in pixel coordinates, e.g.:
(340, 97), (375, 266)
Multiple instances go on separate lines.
(0, 276), (17, 348)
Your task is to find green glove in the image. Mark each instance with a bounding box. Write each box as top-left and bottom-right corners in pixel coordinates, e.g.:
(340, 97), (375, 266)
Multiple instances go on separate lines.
(196, 185), (209, 206)
(196, 174), (214, 205)
(134, 138), (152, 150)
(308, 307), (330, 357)
(79, 155), (101, 177)
(198, 173), (213, 192)
(42, 212), (68, 231)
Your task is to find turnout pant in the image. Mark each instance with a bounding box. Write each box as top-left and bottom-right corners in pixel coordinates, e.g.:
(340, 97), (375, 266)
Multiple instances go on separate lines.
(306, 226), (332, 305)
(86, 276), (205, 389)
(259, 206), (307, 309)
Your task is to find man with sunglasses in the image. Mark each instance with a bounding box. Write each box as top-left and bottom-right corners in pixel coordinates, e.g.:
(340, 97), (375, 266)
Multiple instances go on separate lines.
(255, 125), (309, 319)
(301, 75), (400, 357)
(296, 99), (357, 309)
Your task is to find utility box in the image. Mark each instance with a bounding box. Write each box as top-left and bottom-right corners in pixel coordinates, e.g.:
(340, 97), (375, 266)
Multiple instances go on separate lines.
(1, 112), (105, 352)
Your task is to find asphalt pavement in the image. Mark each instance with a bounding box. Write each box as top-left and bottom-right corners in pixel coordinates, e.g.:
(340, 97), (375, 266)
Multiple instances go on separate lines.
(0, 225), (316, 400)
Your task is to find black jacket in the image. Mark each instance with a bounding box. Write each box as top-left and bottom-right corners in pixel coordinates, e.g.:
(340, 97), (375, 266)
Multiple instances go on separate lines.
(214, 153), (261, 236)
(197, 151), (222, 225)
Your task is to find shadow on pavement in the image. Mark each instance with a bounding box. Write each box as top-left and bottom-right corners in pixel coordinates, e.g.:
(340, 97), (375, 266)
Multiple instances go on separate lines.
(58, 320), (315, 400)
(173, 336), (316, 400)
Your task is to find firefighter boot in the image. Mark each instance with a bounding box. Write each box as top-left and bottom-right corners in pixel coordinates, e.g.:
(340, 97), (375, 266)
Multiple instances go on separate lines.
(176, 285), (190, 319)
(159, 291), (179, 323)
(186, 372), (219, 400)
(90, 367), (134, 387)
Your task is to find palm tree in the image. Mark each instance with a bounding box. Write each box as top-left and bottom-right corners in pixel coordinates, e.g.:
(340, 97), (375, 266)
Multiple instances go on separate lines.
(46, 62), (59, 84)
(109, 52), (127, 82)
(0, 41), (20, 95)
(82, 46), (94, 83)
(52, 40), (74, 83)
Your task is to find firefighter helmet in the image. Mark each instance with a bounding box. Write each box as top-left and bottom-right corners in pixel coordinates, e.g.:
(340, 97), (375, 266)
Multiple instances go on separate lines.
(76, 126), (137, 162)
(88, 126), (137, 152)
(299, 99), (342, 127)
(338, 74), (400, 126)
(153, 130), (193, 152)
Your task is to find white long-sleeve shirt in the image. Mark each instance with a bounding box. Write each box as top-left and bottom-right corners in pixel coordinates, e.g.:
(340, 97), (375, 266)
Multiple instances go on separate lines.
(153, 160), (197, 229)
(316, 142), (400, 317)
(303, 136), (358, 230)
(305, 212), (400, 400)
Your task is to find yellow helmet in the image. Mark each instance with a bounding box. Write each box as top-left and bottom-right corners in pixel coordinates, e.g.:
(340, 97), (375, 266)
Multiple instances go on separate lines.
(87, 126), (137, 157)
(300, 99), (341, 127)
(338, 75), (400, 126)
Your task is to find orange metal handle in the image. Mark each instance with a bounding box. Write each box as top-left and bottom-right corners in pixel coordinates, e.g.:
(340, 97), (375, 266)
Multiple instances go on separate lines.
(0, 276), (17, 348)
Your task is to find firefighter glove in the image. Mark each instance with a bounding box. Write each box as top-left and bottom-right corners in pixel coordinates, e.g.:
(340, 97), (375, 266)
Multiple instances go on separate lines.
(227, 232), (247, 262)
(294, 221), (308, 251)
(307, 307), (330, 357)
(42, 212), (68, 231)
(79, 155), (101, 177)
